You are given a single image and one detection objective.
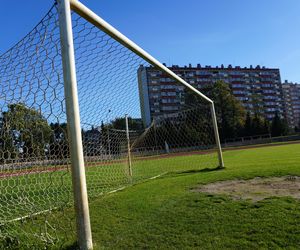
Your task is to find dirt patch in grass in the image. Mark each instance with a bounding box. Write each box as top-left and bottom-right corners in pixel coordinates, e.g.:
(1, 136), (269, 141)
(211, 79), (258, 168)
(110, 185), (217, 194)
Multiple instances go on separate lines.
(193, 176), (300, 202)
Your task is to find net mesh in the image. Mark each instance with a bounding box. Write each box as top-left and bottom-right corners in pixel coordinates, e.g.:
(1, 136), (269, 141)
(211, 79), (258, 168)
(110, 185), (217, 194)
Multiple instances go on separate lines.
(0, 3), (218, 248)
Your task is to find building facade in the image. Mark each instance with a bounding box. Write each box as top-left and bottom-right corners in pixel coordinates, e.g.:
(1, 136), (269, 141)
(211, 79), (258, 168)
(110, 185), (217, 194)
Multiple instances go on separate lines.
(282, 81), (300, 128)
(138, 64), (284, 127)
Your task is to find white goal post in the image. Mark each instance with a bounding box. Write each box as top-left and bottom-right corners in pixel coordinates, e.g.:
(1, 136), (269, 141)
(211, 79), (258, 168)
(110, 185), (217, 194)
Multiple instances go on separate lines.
(57, 0), (224, 249)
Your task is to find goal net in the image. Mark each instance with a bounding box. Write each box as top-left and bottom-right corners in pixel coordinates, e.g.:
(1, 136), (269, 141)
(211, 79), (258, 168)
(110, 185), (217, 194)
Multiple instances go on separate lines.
(0, 1), (222, 248)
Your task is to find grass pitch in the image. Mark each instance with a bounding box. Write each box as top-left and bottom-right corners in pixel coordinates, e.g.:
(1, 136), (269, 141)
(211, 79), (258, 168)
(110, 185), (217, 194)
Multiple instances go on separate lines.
(2, 142), (300, 249)
(87, 143), (300, 249)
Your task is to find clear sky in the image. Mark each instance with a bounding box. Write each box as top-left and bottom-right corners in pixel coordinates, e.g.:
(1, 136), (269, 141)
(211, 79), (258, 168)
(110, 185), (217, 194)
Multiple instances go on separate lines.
(1, 0), (299, 82)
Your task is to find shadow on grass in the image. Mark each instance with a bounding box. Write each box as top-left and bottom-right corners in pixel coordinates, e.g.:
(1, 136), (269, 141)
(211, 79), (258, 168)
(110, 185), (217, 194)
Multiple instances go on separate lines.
(63, 242), (78, 250)
(164, 166), (225, 178)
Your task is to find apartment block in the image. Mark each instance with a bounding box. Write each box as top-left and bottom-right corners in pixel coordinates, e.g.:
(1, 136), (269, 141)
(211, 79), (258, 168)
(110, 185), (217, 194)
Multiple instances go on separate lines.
(282, 81), (300, 128)
(138, 64), (284, 127)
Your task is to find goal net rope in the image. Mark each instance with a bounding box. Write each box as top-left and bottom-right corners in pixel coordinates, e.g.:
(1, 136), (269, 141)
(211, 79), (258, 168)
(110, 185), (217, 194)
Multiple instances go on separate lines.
(0, 3), (219, 248)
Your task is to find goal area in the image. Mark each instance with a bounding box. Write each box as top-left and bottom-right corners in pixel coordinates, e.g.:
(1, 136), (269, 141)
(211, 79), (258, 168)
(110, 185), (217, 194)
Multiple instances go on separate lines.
(0, 0), (224, 248)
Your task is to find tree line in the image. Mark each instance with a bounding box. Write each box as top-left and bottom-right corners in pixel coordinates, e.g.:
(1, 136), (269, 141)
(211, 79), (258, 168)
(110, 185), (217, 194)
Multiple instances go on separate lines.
(0, 103), (142, 162)
(0, 83), (292, 162)
(133, 80), (291, 150)
(0, 103), (69, 161)
(203, 80), (290, 141)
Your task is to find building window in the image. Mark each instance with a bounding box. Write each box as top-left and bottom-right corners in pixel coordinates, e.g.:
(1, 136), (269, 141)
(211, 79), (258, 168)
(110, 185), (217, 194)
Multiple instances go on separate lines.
(232, 84), (244, 88)
(232, 90), (245, 95)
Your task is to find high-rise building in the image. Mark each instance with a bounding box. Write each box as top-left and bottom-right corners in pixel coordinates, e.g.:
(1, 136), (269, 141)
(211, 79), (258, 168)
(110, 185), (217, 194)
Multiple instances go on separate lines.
(138, 64), (284, 127)
(282, 81), (300, 128)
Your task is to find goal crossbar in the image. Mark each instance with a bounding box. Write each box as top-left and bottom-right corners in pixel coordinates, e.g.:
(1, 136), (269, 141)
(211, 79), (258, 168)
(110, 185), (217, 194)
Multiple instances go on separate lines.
(68, 0), (224, 168)
(57, 0), (225, 249)
(69, 0), (213, 104)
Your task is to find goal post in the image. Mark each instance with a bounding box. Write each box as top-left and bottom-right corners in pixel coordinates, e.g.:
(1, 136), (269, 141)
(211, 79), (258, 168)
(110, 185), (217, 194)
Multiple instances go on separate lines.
(57, 0), (93, 249)
(67, 0), (224, 168)
(210, 102), (225, 168)
(58, 0), (224, 248)
(57, 0), (224, 248)
(0, 0), (224, 248)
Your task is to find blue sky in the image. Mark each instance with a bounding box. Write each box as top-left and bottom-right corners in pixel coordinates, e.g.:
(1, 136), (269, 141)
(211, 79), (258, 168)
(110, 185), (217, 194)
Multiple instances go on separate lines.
(1, 0), (299, 82)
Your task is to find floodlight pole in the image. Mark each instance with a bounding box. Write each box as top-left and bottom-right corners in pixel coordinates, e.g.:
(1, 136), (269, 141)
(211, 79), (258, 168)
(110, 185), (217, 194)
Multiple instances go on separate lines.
(57, 0), (93, 249)
(125, 114), (133, 177)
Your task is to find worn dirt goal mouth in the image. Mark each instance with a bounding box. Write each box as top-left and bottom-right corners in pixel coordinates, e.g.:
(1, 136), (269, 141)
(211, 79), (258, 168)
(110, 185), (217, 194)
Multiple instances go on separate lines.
(193, 176), (300, 202)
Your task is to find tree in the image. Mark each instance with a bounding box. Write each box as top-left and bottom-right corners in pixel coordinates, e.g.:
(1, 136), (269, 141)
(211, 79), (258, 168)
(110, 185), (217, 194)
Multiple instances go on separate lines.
(49, 122), (69, 159)
(206, 80), (246, 140)
(184, 80), (246, 141)
(242, 111), (270, 137)
(243, 112), (253, 136)
(262, 119), (270, 135)
(0, 103), (52, 160)
(110, 117), (143, 131)
(250, 93), (264, 116)
(271, 112), (289, 137)
(295, 120), (300, 133)
(252, 114), (266, 135)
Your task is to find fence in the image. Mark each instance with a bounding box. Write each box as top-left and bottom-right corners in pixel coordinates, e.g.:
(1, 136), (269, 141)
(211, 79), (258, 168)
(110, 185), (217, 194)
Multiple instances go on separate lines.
(223, 134), (300, 148)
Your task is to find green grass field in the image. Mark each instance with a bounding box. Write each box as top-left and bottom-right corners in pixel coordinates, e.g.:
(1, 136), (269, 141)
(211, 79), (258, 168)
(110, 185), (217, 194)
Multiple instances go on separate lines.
(1, 143), (300, 249)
